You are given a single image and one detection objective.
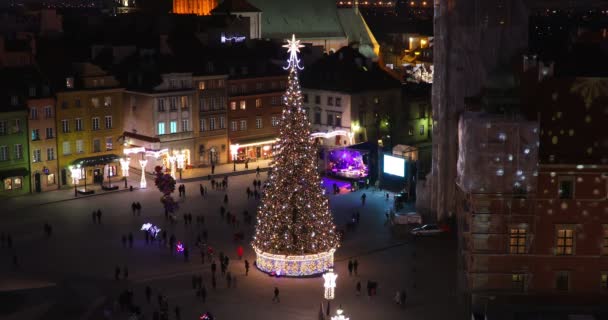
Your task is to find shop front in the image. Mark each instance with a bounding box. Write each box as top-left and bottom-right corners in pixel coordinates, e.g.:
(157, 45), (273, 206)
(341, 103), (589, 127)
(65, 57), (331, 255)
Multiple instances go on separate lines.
(229, 136), (277, 163)
(70, 154), (120, 193)
(0, 167), (30, 196)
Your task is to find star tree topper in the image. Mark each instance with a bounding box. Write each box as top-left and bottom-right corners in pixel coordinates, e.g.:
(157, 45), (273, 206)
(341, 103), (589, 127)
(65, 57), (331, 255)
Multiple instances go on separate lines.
(283, 34), (304, 70)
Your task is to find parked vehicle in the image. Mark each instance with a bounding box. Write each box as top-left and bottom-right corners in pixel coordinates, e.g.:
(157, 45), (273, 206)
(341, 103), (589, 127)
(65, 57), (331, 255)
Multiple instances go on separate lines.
(410, 224), (444, 236)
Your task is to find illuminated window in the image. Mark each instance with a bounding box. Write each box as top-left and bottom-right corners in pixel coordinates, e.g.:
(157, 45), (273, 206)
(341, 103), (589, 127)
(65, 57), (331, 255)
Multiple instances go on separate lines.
(601, 273), (608, 291)
(240, 100), (246, 110)
(66, 77), (74, 89)
(199, 81), (206, 90)
(31, 129), (40, 141)
(157, 122), (165, 135)
(3, 178), (11, 190)
(509, 228), (527, 254)
(512, 274), (525, 291)
(555, 225), (575, 255)
(32, 149), (41, 162)
(230, 101), (237, 110)
(104, 96), (112, 107)
(104, 116), (112, 129)
(271, 116), (279, 127)
(106, 137), (113, 150)
(47, 173), (55, 185)
(256, 117), (263, 129)
(256, 98), (262, 108)
(181, 96), (189, 110)
(558, 177), (574, 199)
(170, 121), (177, 133)
(76, 140), (84, 154)
(91, 97), (100, 108)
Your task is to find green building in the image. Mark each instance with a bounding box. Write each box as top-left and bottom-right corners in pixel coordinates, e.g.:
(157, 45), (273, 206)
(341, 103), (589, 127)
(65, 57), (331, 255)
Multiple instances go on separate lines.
(0, 69), (31, 197)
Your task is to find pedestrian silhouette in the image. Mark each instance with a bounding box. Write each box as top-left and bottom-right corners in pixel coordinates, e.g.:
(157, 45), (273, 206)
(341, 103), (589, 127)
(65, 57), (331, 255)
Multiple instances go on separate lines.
(272, 287), (280, 302)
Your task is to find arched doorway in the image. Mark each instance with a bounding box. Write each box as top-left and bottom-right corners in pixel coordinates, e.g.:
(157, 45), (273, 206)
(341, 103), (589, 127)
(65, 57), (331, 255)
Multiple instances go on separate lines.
(34, 172), (41, 193)
(209, 147), (218, 165)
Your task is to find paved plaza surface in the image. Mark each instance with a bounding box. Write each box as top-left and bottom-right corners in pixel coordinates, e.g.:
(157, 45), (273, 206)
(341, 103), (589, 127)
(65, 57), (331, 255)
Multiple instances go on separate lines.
(0, 172), (464, 320)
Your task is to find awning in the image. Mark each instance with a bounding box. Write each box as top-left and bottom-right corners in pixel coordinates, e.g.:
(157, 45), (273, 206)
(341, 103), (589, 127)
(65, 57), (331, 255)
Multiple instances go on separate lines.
(0, 167), (29, 179)
(72, 154), (120, 167)
(231, 136), (277, 148)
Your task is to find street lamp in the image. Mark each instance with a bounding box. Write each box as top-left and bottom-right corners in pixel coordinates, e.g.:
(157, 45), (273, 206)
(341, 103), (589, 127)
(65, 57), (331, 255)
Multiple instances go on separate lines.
(139, 159), (148, 189)
(230, 144), (239, 172)
(120, 157), (131, 189)
(69, 164), (81, 197)
(331, 306), (349, 320)
(323, 268), (337, 315)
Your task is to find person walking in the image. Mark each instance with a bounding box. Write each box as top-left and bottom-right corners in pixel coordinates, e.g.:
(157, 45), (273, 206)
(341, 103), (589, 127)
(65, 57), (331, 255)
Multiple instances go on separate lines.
(200, 285), (207, 303)
(394, 291), (401, 305)
(123, 265), (129, 280)
(361, 193), (367, 206)
(356, 281), (361, 296)
(400, 289), (406, 307)
(353, 259), (359, 275)
(128, 233), (133, 248)
(211, 261), (217, 275)
(224, 194), (228, 204)
(256, 166), (260, 176)
(244, 260), (250, 276)
(347, 260), (353, 276)
(174, 305), (181, 320)
(272, 287), (280, 303)
(211, 164), (215, 174)
(97, 209), (102, 223)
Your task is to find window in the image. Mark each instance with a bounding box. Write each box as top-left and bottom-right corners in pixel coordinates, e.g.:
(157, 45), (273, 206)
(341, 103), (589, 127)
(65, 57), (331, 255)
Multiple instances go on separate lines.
(230, 101), (237, 110)
(104, 96), (112, 107)
(199, 81), (206, 90)
(170, 97), (178, 111)
(217, 79), (224, 88)
(4, 177), (22, 190)
(0, 121), (6, 135)
(240, 120), (247, 131)
(512, 274), (525, 291)
(256, 82), (263, 91)
(46, 147), (55, 160)
(335, 115), (342, 127)
(240, 100), (246, 110)
(601, 273), (608, 291)
(256, 98), (262, 108)
(61, 120), (69, 133)
(230, 120), (237, 132)
(91, 97), (100, 108)
(158, 99), (166, 112)
(33, 149), (41, 162)
(271, 116), (279, 127)
(240, 84), (247, 94)
(169, 79), (177, 89)
(200, 119), (207, 132)
(327, 96), (334, 106)
(335, 97), (342, 107)
(420, 125), (425, 135)
(200, 98), (208, 111)
(45, 128), (53, 139)
(181, 96), (189, 110)
(30, 107), (38, 120)
(315, 95), (321, 104)
(256, 117), (263, 129)
(11, 96), (18, 106)
(14, 119), (21, 133)
(29, 86), (36, 97)
(75, 118), (83, 131)
(556, 225), (575, 255)
(75, 98), (80, 108)
(555, 271), (569, 291)
(419, 106), (426, 118)
(93, 139), (101, 153)
(314, 111), (322, 124)
(230, 85), (237, 94)
(14, 144), (22, 159)
(271, 96), (280, 105)
(219, 116), (226, 129)
(209, 118), (216, 130)
(106, 137), (113, 150)
(303, 94), (308, 103)
(47, 173), (55, 185)
(76, 140), (84, 154)
(62, 141), (71, 155)
(509, 228), (527, 254)
(66, 77), (74, 88)
(170, 121), (177, 133)
(104, 116), (113, 129)
(158, 122), (165, 135)
(0, 145), (7, 161)
(558, 177), (574, 199)
(374, 97), (380, 104)
(602, 225), (608, 255)
(61, 101), (68, 109)
(92, 117), (100, 131)
(3, 178), (11, 190)
(31, 129), (40, 141)
(326, 113), (334, 126)
(44, 106), (52, 118)
(182, 119), (189, 132)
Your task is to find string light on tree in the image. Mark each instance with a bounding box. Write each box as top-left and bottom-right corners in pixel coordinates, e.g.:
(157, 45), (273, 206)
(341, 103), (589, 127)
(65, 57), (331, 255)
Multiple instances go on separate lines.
(252, 34), (339, 277)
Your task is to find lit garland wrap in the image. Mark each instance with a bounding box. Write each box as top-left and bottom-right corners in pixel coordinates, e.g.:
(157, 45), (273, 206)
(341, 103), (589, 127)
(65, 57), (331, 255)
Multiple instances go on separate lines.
(252, 35), (339, 277)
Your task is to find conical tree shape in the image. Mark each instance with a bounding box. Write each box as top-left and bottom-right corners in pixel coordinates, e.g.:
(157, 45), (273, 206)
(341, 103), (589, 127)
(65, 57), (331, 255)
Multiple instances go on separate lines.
(252, 43), (339, 256)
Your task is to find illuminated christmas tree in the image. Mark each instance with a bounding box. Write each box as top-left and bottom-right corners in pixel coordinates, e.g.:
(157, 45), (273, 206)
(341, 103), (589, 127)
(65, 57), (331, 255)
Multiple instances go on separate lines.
(252, 35), (339, 277)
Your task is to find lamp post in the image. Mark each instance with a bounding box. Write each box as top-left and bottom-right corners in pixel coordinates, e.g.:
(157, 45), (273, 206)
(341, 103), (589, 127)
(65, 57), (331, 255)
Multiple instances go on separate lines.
(323, 268), (337, 316)
(176, 153), (185, 181)
(69, 164), (81, 197)
(139, 159), (148, 189)
(331, 306), (349, 320)
(230, 144), (239, 172)
(120, 157), (130, 189)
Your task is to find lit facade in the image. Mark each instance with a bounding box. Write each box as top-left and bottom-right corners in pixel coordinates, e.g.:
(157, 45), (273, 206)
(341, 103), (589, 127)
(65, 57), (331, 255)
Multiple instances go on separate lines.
(194, 74), (229, 166)
(27, 93), (59, 193)
(55, 63), (124, 187)
(0, 106), (30, 197)
(173, 0), (218, 16)
(302, 89), (352, 147)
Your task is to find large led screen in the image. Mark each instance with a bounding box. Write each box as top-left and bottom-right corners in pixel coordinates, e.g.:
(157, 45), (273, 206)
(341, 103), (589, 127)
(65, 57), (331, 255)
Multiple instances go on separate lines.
(383, 155), (405, 177)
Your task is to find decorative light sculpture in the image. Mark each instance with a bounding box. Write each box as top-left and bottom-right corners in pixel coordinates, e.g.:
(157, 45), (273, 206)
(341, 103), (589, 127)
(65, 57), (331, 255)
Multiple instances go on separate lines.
(168, 155), (177, 179)
(252, 35), (339, 277)
(139, 159), (148, 189)
(120, 157), (131, 177)
(323, 268), (338, 300)
(331, 307), (349, 320)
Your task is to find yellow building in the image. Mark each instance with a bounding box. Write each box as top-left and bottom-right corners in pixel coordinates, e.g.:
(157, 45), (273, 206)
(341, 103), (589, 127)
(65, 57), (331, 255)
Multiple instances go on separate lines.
(55, 63), (124, 190)
(173, 0), (218, 15)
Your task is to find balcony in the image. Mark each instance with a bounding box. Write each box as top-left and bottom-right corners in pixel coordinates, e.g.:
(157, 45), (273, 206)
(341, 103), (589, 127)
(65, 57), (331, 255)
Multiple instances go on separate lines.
(159, 131), (194, 142)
